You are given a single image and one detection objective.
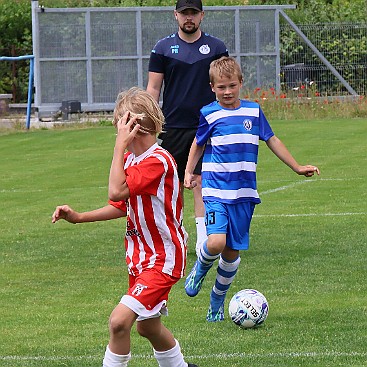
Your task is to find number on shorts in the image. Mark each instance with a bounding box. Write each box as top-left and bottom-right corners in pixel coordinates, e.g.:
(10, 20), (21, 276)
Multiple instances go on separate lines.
(205, 211), (215, 226)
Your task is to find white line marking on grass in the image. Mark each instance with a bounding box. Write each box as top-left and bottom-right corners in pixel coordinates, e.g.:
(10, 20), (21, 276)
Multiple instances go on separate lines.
(254, 212), (366, 218)
(0, 186), (107, 194)
(260, 177), (364, 196)
(260, 180), (312, 195)
(0, 188), (43, 193)
(2, 351), (366, 361)
(190, 351), (367, 359)
(0, 356), (99, 361)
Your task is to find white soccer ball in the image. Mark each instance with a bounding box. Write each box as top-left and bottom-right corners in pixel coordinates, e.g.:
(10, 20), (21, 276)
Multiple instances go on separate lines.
(228, 289), (269, 328)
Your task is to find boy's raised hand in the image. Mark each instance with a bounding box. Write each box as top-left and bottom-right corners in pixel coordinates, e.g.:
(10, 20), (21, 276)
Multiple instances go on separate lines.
(115, 111), (141, 149)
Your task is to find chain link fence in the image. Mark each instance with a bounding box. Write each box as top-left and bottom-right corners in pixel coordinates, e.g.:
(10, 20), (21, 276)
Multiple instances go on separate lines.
(27, 2), (367, 117)
(280, 22), (367, 96)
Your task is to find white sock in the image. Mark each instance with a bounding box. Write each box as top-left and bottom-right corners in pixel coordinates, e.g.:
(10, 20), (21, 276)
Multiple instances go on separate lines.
(102, 345), (131, 367)
(195, 217), (207, 256)
(154, 339), (187, 367)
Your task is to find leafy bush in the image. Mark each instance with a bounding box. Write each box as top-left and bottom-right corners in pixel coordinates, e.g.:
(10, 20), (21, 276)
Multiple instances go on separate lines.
(247, 0), (367, 23)
(0, 0), (32, 101)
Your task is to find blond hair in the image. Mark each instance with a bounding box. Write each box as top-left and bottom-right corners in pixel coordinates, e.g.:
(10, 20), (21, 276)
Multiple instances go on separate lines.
(209, 56), (243, 85)
(113, 87), (164, 135)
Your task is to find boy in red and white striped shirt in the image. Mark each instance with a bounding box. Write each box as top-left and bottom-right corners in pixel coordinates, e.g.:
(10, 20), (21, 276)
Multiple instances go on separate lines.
(52, 87), (197, 367)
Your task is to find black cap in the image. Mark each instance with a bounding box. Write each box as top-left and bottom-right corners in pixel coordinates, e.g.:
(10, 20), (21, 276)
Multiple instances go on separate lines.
(176, 0), (203, 12)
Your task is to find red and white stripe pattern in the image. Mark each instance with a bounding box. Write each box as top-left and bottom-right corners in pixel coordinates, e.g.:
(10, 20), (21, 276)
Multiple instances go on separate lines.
(110, 143), (187, 279)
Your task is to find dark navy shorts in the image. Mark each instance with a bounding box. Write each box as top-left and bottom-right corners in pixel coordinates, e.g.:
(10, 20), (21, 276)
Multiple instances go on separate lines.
(158, 128), (202, 182)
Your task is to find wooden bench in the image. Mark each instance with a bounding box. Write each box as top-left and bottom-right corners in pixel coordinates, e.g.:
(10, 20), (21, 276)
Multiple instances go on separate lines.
(0, 94), (12, 114)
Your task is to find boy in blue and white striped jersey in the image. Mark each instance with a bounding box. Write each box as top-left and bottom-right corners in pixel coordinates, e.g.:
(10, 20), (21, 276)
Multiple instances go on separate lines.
(184, 56), (320, 322)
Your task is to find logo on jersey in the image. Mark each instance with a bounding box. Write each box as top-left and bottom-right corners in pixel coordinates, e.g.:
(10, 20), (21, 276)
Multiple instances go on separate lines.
(171, 45), (179, 54)
(126, 219), (141, 237)
(243, 119), (252, 131)
(131, 283), (148, 296)
(126, 228), (141, 237)
(199, 44), (210, 54)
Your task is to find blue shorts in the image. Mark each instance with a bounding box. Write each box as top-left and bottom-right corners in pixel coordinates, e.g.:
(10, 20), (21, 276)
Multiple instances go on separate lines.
(204, 201), (255, 250)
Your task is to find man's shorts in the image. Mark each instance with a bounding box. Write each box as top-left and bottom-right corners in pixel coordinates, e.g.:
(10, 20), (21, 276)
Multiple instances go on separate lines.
(120, 268), (180, 320)
(204, 200), (256, 250)
(158, 128), (202, 182)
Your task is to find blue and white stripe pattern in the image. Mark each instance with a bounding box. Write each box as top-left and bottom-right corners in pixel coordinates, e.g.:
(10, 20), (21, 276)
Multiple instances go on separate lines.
(196, 100), (274, 204)
(199, 241), (220, 266)
(212, 255), (241, 297)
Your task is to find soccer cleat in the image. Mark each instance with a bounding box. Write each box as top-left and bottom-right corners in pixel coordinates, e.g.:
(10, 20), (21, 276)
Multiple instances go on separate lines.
(206, 302), (224, 322)
(188, 364), (198, 367)
(206, 292), (225, 322)
(184, 260), (211, 297)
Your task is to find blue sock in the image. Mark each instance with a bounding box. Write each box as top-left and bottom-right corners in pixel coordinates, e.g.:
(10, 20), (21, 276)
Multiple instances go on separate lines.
(198, 241), (220, 269)
(211, 255), (241, 302)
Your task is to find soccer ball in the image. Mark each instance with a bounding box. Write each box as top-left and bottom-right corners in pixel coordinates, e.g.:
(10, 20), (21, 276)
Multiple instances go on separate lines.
(228, 289), (269, 328)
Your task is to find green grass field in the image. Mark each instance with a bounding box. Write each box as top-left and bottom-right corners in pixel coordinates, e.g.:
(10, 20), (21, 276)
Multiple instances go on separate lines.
(1, 118), (366, 367)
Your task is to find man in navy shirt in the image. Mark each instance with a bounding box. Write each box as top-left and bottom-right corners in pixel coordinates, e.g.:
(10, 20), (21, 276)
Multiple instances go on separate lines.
(147, 0), (228, 256)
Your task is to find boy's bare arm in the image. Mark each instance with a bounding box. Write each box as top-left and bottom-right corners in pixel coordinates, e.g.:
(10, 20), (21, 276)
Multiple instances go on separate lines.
(184, 138), (205, 189)
(266, 135), (320, 177)
(52, 204), (125, 224)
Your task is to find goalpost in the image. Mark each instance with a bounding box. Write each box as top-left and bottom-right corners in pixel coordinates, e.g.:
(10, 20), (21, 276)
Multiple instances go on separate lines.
(0, 55), (34, 129)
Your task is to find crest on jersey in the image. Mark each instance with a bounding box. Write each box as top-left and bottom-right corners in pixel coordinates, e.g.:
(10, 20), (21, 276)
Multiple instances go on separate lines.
(170, 45), (180, 54)
(199, 44), (210, 55)
(132, 283), (148, 296)
(243, 119), (252, 131)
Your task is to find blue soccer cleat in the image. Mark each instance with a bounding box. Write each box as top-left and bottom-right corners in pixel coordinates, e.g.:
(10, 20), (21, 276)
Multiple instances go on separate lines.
(206, 292), (225, 322)
(185, 260), (211, 297)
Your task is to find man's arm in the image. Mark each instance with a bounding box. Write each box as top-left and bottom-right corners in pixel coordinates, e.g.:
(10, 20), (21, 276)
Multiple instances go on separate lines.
(146, 71), (164, 103)
(266, 135), (320, 177)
